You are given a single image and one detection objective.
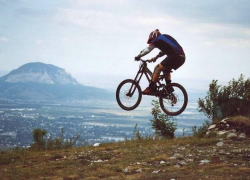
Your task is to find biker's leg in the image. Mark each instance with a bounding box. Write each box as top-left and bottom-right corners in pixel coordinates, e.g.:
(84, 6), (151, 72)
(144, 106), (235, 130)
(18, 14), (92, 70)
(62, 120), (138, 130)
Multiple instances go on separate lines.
(143, 64), (164, 93)
(165, 72), (171, 84)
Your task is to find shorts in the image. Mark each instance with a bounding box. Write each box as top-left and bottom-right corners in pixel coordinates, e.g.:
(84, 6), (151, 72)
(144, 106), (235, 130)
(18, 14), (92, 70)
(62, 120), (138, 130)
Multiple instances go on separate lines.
(160, 55), (185, 72)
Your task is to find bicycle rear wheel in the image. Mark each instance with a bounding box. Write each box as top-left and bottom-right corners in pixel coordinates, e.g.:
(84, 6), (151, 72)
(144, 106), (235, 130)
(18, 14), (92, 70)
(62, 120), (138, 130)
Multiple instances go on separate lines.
(116, 79), (142, 111)
(159, 83), (188, 116)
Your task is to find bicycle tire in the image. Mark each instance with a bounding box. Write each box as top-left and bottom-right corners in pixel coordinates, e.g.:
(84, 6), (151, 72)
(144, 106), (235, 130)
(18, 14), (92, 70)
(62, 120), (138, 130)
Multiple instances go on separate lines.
(116, 79), (142, 111)
(159, 83), (188, 116)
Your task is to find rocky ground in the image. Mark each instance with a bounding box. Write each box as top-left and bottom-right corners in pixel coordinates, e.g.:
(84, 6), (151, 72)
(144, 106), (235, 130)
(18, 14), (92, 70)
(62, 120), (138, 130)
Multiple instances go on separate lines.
(1, 116), (250, 180)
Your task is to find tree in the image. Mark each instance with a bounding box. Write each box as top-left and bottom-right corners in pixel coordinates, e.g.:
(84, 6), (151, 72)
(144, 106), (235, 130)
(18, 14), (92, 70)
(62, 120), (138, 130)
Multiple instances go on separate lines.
(198, 74), (250, 122)
(150, 100), (177, 139)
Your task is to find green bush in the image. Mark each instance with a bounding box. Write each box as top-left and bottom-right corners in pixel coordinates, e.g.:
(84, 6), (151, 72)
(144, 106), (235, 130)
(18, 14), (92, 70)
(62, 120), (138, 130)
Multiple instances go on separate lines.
(150, 100), (177, 139)
(198, 74), (250, 122)
(191, 120), (212, 138)
(30, 128), (47, 151)
(30, 128), (80, 151)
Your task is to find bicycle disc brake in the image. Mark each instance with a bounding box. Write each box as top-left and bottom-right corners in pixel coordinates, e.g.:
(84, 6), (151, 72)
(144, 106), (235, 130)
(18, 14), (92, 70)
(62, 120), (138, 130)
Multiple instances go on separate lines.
(170, 94), (177, 105)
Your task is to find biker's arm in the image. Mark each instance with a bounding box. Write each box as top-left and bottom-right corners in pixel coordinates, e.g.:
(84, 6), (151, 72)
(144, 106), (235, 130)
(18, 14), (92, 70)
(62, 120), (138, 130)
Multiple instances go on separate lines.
(156, 51), (165, 58)
(137, 44), (155, 58)
(151, 51), (165, 62)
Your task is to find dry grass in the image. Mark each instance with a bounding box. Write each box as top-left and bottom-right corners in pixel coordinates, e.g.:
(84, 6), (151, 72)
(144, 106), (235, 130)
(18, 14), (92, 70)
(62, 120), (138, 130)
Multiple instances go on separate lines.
(1, 135), (250, 180)
(228, 116), (250, 127)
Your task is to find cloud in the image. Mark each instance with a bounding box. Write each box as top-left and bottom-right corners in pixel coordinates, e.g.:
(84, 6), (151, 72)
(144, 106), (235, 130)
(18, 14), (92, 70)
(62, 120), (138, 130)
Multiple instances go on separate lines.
(141, 0), (250, 27)
(186, 22), (250, 47)
(0, 37), (10, 42)
(35, 39), (43, 44)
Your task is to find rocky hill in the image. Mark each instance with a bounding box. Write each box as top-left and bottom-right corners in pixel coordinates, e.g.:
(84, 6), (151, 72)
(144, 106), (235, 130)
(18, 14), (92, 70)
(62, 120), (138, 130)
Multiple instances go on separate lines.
(0, 116), (249, 180)
(0, 62), (79, 85)
(0, 62), (113, 101)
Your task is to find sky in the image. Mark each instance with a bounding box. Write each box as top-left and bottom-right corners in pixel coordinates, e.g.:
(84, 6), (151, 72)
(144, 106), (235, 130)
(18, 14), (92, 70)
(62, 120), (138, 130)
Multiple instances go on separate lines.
(0, 0), (250, 90)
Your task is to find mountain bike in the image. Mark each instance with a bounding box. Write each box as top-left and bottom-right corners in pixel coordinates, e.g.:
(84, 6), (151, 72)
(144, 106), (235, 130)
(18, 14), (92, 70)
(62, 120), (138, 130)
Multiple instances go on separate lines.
(116, 59), (188, 116)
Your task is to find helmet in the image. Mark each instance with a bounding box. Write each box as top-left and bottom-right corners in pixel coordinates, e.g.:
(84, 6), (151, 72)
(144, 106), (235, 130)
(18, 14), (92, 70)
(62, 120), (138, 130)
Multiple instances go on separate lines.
(147, 29), (161, 44)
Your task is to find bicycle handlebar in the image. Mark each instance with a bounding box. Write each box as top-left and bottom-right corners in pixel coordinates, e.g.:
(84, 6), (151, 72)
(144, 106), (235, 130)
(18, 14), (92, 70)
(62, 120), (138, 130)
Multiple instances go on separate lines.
(137, 59), (152, 63)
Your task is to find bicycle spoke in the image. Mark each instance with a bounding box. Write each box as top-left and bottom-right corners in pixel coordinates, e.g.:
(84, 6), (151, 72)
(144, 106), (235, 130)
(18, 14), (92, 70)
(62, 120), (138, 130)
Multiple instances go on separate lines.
(116, 79), (142, 110)
(159, 83), (188, 116)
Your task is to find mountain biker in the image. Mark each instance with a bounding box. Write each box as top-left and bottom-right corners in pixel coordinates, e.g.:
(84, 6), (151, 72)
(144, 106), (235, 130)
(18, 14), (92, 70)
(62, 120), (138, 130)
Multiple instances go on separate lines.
(135, 29), (185, 94)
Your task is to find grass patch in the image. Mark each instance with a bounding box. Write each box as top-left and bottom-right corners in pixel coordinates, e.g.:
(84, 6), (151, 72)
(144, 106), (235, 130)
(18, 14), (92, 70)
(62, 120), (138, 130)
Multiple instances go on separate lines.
(1, 136), (250, 180)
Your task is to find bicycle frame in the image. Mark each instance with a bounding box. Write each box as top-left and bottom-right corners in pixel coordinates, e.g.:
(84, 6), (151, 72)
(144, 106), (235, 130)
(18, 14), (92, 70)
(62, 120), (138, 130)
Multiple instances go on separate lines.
(134, 61), (152, 85)
(127, 60), (166, 96)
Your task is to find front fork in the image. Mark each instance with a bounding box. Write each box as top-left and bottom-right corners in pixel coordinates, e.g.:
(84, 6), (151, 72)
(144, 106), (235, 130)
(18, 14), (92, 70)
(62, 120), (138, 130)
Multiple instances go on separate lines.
(126, 64), (146, 97)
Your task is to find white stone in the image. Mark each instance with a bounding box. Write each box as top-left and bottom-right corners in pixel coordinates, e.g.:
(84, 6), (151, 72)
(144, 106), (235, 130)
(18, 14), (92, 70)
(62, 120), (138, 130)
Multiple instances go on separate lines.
(123, 168), (129, 173)
(178, 161), (187, 165)
(221, 118), (229, 123)
(93, 143), (100, 147)
(227, 133), (237, 139)
(216, 142), (224, 146)
(160, 161), (166, 164)
(152, 170), (160, 174)
(208, 124), (216, 130)
(200, 159), (210, 164)
(136, 168), (142, 173)
(172, 153), (184, 158)
(217, 131), (227, 135)
(238, 133), (246, 139)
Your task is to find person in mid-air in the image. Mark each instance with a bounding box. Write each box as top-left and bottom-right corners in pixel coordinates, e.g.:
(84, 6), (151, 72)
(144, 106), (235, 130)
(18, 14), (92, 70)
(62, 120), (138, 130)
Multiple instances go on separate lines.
(135, 29), (185, 94)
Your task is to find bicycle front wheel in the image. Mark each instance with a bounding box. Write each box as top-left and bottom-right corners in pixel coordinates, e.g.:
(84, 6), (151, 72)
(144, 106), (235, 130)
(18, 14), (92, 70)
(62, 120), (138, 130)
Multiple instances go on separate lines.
(116, 79), (142, 111)
(159, 83), (188, 116)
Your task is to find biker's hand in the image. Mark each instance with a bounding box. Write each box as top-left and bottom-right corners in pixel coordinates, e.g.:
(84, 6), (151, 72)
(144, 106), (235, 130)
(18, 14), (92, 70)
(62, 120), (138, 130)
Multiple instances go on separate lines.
(134, 56), (141, 61)
(150, 57), (157, 63)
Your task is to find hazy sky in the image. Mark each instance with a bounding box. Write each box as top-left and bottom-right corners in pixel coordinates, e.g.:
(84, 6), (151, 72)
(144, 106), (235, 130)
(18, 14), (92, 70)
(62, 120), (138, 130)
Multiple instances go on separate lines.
(0, 0), (250, 89)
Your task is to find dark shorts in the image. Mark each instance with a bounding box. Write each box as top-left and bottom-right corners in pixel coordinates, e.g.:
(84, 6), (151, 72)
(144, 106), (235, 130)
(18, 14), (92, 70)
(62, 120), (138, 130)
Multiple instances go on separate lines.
(160, 55), (185, 72)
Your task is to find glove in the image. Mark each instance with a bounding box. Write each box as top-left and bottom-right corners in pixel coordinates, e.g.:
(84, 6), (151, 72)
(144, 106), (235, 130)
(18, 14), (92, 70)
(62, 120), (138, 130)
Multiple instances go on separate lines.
(135, 56), (141, 61)
(150, 57), (157, 62)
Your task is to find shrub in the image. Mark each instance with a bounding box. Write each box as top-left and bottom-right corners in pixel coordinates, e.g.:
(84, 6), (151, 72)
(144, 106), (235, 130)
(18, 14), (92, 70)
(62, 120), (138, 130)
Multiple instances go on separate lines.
(191, 120), (212, 138)
(30, 128), (47, 151)
(30, 128), (80, 151)
(198, 74), (250, 122)
(150, 100), (177, 139)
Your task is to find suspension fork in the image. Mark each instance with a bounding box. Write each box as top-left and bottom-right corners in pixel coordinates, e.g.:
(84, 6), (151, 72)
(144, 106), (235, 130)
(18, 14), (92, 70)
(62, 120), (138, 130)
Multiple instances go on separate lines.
(126, 63), (146, 96)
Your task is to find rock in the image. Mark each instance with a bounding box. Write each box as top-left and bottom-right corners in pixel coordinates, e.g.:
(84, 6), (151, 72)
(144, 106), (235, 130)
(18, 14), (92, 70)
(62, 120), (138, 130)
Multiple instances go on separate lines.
(221, 118), (229, 123)
(178, 160), (187, 165)
(152, 170), (160, 174)
(208, 124), (216, 130)
(171, 153), (184, 159)
(160, 161), (166, 164)
(123, 168), (129, 173)
(217, 130), (228, 135)
(136, 168), (142, 173)
(216, 142), (224, 146)
(238, 133), (246, 140)
(93, 143), (100, 147)
(227, 132), (237, 139)
(200, 159), (210, 164)
(170, 156), (176, 159)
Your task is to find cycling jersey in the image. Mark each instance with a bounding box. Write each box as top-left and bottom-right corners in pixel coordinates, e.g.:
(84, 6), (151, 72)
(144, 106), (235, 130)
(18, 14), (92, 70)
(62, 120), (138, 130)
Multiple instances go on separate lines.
(150, 34), (185, 56)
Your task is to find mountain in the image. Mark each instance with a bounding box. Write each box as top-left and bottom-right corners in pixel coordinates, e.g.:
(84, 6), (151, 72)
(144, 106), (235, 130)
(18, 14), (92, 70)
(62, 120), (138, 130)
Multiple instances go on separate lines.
(0, 62), (79, 85)
(0, 62), (113, 101)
